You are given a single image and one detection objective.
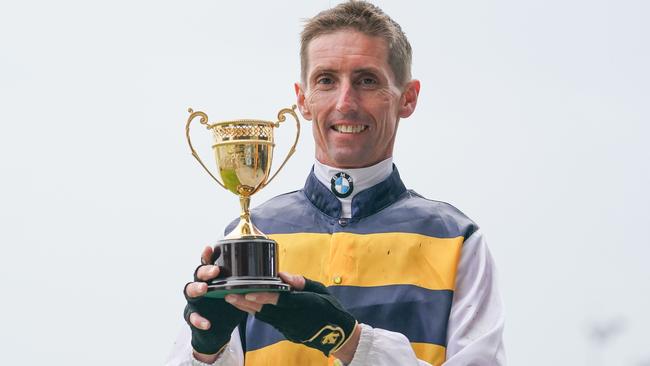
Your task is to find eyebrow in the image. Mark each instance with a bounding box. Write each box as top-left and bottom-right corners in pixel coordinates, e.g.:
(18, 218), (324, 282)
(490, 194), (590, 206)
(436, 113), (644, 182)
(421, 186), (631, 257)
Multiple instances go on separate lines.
(309, 66), (383, 78)
(353, 67), (382, 74)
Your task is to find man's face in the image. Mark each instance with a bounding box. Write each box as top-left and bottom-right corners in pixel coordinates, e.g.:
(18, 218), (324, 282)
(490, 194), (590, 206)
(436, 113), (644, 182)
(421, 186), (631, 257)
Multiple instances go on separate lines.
(295, 30), (420, 169)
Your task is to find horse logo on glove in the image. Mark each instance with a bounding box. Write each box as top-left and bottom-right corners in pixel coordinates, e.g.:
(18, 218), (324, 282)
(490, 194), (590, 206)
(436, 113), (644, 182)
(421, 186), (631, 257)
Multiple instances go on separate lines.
(321, 330), (341, 345)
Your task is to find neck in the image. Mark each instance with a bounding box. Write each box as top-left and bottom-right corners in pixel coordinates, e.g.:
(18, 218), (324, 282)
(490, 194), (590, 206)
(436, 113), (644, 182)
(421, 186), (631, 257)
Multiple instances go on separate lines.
(313, 157), (394, 218)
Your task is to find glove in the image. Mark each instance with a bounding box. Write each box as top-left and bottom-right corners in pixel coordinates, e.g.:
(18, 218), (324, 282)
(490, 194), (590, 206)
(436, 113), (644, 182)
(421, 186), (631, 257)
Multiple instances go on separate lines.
(183, 264), (248, 355)
(255, 278), (357, 356)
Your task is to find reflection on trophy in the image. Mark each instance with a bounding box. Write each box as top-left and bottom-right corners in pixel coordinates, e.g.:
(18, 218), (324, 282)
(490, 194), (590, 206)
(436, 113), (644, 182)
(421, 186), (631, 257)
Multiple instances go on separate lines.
(185, 105), (300, 298)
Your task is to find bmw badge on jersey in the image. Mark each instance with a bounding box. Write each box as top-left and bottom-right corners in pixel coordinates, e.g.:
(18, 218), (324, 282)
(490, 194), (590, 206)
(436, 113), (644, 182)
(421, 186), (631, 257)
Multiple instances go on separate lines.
(330, 172), (354, 198)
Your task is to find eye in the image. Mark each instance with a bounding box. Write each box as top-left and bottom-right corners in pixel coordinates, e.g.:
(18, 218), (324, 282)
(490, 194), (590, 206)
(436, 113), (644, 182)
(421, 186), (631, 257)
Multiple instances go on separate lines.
(316, 76), (334, 85)
(356, 76), (379, 87)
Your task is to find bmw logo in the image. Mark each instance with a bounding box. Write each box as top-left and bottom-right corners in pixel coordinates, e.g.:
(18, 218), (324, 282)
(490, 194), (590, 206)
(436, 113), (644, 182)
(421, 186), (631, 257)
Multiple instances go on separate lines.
(331, 172), (354, 198)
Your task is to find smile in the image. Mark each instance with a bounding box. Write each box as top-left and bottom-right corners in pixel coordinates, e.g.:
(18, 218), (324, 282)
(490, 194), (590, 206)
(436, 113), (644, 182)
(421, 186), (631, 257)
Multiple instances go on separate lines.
(332, 125), (368, 134)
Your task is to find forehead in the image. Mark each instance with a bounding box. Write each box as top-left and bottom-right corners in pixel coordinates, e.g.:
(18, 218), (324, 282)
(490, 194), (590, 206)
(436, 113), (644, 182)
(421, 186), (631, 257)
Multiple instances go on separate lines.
(306, 30), (392, 77)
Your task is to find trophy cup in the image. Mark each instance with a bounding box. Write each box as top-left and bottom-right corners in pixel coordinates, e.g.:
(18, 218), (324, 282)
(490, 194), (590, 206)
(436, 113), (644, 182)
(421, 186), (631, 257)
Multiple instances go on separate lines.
(185, 105), (300, 298)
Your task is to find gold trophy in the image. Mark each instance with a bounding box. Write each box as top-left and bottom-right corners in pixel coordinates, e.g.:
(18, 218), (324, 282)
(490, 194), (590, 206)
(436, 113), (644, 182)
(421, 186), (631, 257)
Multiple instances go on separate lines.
(185, 105), (300, 298)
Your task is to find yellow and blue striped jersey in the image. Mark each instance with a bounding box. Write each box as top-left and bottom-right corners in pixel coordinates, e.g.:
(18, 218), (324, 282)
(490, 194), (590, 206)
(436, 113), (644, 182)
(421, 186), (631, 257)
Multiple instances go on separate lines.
(225, 166), (477, 366)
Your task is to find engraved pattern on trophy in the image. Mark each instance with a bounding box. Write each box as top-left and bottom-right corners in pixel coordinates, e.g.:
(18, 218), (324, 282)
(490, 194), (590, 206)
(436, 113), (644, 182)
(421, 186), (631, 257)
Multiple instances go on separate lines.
(185, 105), (300, 297)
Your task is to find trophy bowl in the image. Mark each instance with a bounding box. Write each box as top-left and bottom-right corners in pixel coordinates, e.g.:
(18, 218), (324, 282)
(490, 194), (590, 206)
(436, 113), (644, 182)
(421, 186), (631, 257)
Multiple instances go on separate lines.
(186, 106), (300, 298)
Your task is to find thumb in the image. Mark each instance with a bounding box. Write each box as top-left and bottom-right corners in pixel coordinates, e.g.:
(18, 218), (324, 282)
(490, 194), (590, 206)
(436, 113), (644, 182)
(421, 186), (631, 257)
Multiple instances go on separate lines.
(278, 272), (305, 290)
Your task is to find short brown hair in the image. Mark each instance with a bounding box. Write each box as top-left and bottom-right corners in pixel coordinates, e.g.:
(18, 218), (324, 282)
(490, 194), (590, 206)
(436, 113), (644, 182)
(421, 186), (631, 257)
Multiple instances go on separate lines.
(300, 1), (412, 87)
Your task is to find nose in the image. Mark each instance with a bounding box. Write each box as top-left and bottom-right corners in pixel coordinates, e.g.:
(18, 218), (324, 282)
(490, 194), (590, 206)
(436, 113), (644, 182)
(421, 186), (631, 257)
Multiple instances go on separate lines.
(335, 80), (358, 114)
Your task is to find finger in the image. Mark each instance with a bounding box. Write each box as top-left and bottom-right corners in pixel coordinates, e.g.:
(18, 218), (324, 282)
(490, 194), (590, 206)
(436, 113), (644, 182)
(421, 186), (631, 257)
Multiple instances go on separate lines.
(244, 292), (279, 306)
(229, 302), (259, 315)
(201, 246), (213, 265)
(189, 312), (211, 330)
(195, 265), (220, 281)
(225, 294), (263, 313)
(278, 272), (305, 290)
(185, 282), (208, 299)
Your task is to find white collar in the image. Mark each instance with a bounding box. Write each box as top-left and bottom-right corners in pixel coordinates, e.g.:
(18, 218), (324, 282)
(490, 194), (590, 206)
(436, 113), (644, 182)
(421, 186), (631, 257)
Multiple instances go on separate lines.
(313, 157), (394, 218)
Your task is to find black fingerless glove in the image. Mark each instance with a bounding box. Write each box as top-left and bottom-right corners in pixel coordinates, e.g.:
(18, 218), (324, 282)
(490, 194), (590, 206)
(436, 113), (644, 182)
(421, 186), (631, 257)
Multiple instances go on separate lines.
(183, 266), (248, 355)
(255, 278), (357, 356)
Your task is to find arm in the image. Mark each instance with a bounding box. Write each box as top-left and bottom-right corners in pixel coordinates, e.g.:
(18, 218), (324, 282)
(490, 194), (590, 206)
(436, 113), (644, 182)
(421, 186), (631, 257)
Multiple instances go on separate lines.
(165, 246), (247, 366)
(347, 229), (505, 366)
(230, 275), (432, 366)
(444, 229), (506, 365)
(165, 325), (244, 366)
(346, 324), (431, 366)
(230, 230), (505, 366)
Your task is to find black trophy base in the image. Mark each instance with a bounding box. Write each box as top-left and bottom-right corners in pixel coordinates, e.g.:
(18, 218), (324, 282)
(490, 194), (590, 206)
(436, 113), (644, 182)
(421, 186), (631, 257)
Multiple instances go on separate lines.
(205, 277), (290, 298)
(204, 237), (290, 299)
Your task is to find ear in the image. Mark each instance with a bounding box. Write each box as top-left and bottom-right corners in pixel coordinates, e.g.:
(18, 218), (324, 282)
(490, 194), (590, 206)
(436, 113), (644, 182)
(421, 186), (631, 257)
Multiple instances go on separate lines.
(294, 82), (312, 121)
(398, 79), (420, 118)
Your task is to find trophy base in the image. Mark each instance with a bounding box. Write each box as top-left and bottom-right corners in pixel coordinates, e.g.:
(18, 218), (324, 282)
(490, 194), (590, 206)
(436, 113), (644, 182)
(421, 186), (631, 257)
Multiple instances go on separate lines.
(205, 277), (290, 298)
(206, 237), (289, 298)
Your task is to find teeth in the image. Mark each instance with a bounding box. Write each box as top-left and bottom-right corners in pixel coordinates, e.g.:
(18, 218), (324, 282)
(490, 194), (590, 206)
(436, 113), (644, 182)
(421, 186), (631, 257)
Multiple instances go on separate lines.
(334, 125), (367, 134)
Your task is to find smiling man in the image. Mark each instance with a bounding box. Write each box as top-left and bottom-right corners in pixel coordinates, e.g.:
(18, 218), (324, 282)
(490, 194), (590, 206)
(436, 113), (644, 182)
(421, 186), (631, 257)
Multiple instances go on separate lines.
(301, 29), (418, 170)
(168, 2), (505, 365)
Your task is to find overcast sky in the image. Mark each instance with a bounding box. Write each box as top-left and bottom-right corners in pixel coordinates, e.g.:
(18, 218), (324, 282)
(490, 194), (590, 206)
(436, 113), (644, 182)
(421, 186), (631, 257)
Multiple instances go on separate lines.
(1, 1), (648, 365)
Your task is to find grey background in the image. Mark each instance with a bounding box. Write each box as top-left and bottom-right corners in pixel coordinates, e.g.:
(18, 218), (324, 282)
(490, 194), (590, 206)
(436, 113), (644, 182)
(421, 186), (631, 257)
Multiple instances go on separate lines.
(0, 0), (648, 364)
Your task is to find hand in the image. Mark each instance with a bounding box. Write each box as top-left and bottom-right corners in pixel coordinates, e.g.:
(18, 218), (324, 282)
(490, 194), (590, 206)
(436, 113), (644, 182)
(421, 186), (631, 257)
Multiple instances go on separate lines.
(225, 273), (358, 358)
(184, 246), (248, 359)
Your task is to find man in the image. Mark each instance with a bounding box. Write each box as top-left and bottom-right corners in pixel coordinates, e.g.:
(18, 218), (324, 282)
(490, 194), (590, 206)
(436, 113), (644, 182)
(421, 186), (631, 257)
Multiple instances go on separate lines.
(168, 2), (505, 365)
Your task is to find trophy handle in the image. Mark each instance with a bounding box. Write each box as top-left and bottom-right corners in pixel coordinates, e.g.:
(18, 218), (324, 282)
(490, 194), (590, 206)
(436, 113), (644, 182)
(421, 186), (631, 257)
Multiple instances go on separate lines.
(186, 108), (227, 189)
(261, 105), (301, 189)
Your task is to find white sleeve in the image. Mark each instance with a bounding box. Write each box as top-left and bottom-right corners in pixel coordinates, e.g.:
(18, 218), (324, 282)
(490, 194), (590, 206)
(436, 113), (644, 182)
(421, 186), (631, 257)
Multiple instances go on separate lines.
(347, 323), (431, 366)
(443, 229), (506, 365)
(165, 324), (244, 366)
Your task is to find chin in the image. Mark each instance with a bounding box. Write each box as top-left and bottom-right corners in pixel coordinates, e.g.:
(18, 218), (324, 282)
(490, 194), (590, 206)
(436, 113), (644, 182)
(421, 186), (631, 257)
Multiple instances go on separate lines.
(319, 147), (381, 168)
(329, 156), (373, 169)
